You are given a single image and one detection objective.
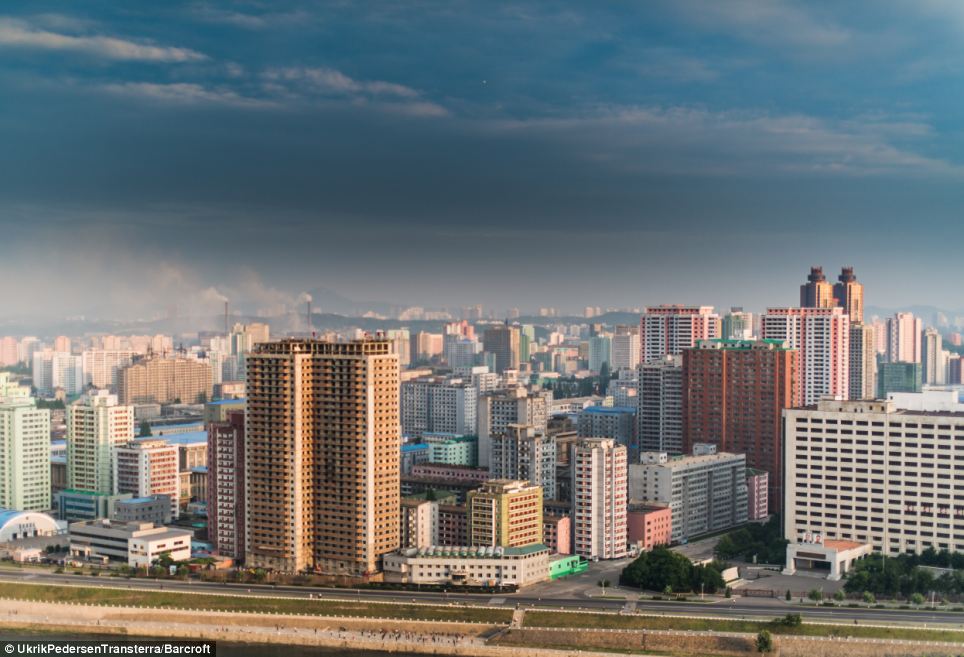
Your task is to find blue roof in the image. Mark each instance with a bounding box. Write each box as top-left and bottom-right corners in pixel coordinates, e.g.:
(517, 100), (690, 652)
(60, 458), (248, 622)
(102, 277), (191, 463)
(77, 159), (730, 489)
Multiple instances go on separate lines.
(402, 443), (429, 452)
(118, 497), (157, 504)
(208, 398), (245, 405)
(153, 431), (208, 445)
(0, 510), (24, 526)
(582, 406), (637, 415)
(191, 466), (208, 474)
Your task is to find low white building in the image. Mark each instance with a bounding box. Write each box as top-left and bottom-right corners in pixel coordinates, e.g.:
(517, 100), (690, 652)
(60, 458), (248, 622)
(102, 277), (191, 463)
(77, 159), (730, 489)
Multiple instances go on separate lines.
(383, 544), (549, 587)
(783, 535), (874, 581)
(68, 519), (192, 567)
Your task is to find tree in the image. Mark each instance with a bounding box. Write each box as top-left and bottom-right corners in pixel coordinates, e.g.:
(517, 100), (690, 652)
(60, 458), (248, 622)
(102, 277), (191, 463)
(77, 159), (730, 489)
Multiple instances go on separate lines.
(138, 421), (152, 437)
(862, 591), (875, 604)
(807, 589), (823, 602)
(785, 589), (792, 601)
(755, 630), (773, 653)
(833, 590), (845, 602)
(910, 592), (925, 605)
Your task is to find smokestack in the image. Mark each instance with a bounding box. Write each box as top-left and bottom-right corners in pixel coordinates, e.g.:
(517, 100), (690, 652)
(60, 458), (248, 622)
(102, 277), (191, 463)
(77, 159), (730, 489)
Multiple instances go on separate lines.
(224, 301), (229, 336)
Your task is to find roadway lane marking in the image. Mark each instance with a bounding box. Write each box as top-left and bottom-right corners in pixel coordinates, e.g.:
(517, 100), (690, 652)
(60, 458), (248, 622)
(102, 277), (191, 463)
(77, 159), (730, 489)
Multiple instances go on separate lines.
(489, 597), (506, 605)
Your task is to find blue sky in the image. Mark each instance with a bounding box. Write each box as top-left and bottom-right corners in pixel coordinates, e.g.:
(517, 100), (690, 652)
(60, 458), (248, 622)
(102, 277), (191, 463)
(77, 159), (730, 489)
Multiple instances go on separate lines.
(1, 1), (963, 319)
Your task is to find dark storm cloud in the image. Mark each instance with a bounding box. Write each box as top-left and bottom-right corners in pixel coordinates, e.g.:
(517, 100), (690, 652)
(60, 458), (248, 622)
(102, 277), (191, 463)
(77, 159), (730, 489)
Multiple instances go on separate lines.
(1, 1), (964, 318)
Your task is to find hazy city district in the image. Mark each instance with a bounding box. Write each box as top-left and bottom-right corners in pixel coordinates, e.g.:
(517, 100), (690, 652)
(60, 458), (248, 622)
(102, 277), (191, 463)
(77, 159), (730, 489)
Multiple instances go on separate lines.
(0, 267), (960, 656)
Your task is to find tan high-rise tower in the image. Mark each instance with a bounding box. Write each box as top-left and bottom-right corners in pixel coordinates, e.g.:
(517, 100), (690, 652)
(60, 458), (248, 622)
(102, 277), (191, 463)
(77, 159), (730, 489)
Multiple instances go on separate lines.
(833, 266), (864, 323)
(244, 338), (400, 576)
(799, 266), (834, 309)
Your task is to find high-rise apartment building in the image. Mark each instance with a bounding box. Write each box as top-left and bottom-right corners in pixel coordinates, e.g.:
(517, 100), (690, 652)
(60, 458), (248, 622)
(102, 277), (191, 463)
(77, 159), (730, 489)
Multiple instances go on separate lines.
(571, 438), (627, 560)
(482, 323), (521, 374)
(588, 335), (611, 373)
(682, 339), (800, 511)
(400, 375), (477, 439)
(207, 410), (245, 559)
(636, 356), (683, 455)
(629, 450), (748, 543)
(849, 323), (877, 400)
(761, 307), (849, 405)
(833, 267), (864, 324)
(0, 338), (17, 367)
(490, 424), (556, 499)
(113, 439), (180, 518)
(117, 356), (213, 405)
(922, 327), (945, 386)
(785, 398), (964, 555)
(886, 312), (922, 364)
(610, 327), (640, 371)
(467, 479), (543, 548)
(639, 306), (720, 363)
(67, 390), (135, 495)
(0, 373), (51, 511)
(82, 350), (138, 390)
(32, 350), (84, 396)
(244, 338), (400, 575)
(477, 387), (551, 468)
(800, 266), (835, 309)
(722, 308), (754, 340)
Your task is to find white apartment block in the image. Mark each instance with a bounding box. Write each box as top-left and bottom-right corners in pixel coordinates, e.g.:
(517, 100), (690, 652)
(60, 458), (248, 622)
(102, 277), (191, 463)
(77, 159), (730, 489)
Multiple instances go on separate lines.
(67, 391), (135, 494)
(785, 398), (964, 555)
(477, 388), (551, 468)
(82, 350), (137, 390)
(0, 374), (51, 511)
(640, 306), (720, 363)
(571, 438), (627, 560)
(887, 312), (922, 364)
(610, 331), (640, 371)
(490, 424), (556, 499)
(401, 375), (478, 439)
(32, 350), (84, 396)
(400, 498), (438, 549)
(629, 450), (748, 543)
(761, 307), (849, 405)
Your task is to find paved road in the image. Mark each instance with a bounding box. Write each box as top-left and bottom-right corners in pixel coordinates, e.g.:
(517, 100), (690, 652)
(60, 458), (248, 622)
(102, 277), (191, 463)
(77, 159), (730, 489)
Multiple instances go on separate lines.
(0, 569), (961, 629)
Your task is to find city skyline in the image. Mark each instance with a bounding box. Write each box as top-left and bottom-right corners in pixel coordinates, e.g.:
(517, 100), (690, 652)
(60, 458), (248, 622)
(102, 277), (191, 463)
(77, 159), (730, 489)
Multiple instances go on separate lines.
(3, 4), (964, 318)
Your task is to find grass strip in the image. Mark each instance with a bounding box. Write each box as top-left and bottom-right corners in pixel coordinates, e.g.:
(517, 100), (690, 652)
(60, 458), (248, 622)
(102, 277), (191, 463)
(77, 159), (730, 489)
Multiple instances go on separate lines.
(523, 610), (964, 643)
(0, 581), (512, 624)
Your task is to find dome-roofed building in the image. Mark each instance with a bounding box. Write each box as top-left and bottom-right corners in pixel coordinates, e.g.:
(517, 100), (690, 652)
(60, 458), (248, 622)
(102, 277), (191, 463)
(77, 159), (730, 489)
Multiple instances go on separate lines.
(0, 509), (62, 542)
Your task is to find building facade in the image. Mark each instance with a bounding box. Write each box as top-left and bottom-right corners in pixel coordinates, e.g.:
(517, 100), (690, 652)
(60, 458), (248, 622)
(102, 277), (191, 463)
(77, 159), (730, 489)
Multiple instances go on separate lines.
(467, 480), (543, 548)
(784, 398), (964, 555)
(639, 306), (720, 363)
(244, 338), (400, 576)
(67, 391), (135, 495)
(113, 439), (180, 518)
(636, 356), (683, 455)
(682, 339), (800, 511)
(571, 438), (627, 560)
(117, 356), (213, 406)
(0, 374), (51, 511)
(849, 323), (877, 400)
(482, 324), (520, 374)
(761, 307), (849, 405)
(629, 450), (748, 543)
(490, 425), (556, 499)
